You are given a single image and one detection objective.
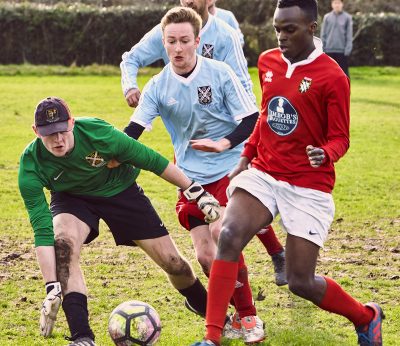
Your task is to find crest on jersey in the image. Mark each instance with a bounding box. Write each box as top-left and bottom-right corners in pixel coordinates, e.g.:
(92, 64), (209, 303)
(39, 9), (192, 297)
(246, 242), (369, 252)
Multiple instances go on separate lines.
(85, 151), (106, 167)
(202, 44), (214, 59)
(264, 70), (273, 83)
(198, 86), (212, 105)
(299, 77), (312, 93)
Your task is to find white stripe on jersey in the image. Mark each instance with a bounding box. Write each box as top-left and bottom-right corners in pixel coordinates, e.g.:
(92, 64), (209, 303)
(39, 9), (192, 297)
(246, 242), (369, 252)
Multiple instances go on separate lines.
(226, 67), (255, 113)
(229, 30), (253, 96)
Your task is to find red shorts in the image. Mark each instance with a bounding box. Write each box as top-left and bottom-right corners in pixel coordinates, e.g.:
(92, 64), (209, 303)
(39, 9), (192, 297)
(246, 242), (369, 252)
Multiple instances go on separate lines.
(176, 175), (229, 231)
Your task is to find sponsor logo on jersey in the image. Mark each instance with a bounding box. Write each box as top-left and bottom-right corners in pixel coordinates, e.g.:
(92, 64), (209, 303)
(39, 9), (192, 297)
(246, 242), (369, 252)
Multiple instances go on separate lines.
(267, 96), (298, 136)
(299, 77), (312, 93)
(85, 151), (106, 167)
(46, 108), (59, 122)
(264, 70), (273, 83)
(167, 97), (178, 106)
(197, 86), (212, 105)
(202, 44), (214, 59)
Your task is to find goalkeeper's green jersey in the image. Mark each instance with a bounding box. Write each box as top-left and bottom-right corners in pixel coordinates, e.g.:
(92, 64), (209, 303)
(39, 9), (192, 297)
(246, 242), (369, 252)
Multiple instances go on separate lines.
(18, 117), (169, 247)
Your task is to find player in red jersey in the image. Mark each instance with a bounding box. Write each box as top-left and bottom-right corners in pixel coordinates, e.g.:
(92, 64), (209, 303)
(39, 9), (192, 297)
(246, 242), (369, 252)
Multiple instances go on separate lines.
(191, 0), (384, 345)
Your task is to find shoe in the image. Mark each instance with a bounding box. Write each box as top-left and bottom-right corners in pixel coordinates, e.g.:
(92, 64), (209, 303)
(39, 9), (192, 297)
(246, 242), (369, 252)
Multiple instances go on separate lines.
(222, 311), (242, 339)
(190, 340), (218, 346)
(184, 298), (205, 318)
(271, 250), (288, 286)
(356, 303), (384, 346)
(241, 315), (265, 344)
(67, 336), (96, 346)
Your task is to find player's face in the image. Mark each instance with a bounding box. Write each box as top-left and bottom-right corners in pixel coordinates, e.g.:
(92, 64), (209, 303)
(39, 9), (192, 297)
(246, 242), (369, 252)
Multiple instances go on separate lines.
(33, 119), (75, 157)
(180, 0), (208, 19)
(273, 6), (316, 63)
(331, 0), (343, 13)
(163, 22), (200, 74)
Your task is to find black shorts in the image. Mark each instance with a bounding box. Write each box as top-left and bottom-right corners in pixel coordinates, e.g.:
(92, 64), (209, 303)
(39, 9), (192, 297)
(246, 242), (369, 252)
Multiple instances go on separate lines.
(50, 183), (168, 246)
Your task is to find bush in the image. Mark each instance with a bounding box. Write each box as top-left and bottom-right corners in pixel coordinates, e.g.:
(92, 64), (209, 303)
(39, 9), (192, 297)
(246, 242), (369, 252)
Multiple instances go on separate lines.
(0, 3), (169, 65)
(0, 3), (399, 67)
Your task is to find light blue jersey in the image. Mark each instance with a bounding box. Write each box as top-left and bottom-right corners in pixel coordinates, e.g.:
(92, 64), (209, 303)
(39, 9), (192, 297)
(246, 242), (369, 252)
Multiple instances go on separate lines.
(132, 56), (258, 185)
(214, 8), (244, 46)
(121, 15), (255, 103)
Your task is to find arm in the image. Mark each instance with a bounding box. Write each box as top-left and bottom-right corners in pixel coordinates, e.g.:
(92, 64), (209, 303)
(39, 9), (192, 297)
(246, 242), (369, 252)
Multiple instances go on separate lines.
(344, 14), (353, 56)
(228, 115), (261, 179)
(314, 75), (350, 166)
(190, 112), (258, 152)
(18, 159), (60, 336)
(221, 25), (256, 104)
(124, 121), (145, 140)
(120, 25), (165, 105)
(226, 11), (245, 47)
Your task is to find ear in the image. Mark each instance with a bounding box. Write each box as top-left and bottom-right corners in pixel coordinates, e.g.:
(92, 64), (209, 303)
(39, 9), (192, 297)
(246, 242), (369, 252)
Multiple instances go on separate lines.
(32, 125), (40, 138)
(310, 21), (318, 34)
(195, 36), (200, 48)
(68, 117), (75, 131)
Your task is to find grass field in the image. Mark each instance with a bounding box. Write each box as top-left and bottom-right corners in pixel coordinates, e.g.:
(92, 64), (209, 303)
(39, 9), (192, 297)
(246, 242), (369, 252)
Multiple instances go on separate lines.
(0, 66), (399, 345)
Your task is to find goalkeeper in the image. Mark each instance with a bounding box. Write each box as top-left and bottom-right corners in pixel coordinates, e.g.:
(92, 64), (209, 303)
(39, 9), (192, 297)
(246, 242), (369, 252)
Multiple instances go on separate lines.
(18, 97), (220, 346)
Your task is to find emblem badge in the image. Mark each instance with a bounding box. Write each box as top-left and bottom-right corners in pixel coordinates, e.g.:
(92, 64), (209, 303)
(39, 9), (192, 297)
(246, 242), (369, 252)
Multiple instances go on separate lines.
(85, 151), (106, 167)
(264, 70), (273, 83)
(299, 77), (312, 93)
(202, 44), (214, 59)
(46, 108), (59, 122)
(197, 86), (212, 105)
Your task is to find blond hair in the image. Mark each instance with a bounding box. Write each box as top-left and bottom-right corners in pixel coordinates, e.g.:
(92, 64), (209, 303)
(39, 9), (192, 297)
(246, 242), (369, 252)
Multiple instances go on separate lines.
(161, 7), (202, 38)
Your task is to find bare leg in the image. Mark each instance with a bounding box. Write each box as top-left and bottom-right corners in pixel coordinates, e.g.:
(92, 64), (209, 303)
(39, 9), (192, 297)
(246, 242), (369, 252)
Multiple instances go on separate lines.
(285, 234), (326, 304)
(135, 235), (196, 290)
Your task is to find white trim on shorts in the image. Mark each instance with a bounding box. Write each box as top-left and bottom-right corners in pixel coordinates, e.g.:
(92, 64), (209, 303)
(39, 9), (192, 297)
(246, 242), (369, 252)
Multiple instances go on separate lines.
(227, 168), (335, 248)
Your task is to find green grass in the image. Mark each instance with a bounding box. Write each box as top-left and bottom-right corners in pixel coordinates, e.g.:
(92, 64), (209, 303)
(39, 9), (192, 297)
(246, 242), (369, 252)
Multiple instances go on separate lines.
(0, 66), (399, 345)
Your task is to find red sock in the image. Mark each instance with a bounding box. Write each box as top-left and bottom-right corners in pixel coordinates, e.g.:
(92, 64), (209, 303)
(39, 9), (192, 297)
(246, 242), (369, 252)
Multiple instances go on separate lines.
(232, 253), (257, 318)
(256, 225), (284, 256)
(319, 276), (374, 327)
(205, 259), (238, 343)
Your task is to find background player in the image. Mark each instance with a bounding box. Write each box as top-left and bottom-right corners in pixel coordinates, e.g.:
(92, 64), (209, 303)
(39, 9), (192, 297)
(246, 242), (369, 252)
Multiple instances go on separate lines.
(207, 0), (245, 46)
(18, 97), (220, 345)
(121, 0), (252, 108)
(192, 0), (383, 345)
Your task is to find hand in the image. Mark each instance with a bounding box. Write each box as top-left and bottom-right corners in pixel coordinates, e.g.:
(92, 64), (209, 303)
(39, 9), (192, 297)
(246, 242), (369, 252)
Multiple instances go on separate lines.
(125, 88), (141, 108)
(190, 138), (231, 153)
(228, 156), (250, 180)
(306, 145), (325, 168)
(107, 158), (121, 169)
(183, 181), (221, 223)
(40, 282), (62, 337)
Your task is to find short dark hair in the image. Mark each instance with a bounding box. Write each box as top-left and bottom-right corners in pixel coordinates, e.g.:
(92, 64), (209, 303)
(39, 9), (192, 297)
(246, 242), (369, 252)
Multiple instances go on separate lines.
(276, 0), (318, 21)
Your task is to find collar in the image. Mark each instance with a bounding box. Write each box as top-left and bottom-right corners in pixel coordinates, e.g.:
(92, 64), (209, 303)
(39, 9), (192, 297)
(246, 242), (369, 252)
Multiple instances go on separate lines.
(281, 37), (323, 78)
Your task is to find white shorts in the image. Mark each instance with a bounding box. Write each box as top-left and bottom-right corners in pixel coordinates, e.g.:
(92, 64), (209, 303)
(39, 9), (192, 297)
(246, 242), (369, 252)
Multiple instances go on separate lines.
(227, 168), (335, 248)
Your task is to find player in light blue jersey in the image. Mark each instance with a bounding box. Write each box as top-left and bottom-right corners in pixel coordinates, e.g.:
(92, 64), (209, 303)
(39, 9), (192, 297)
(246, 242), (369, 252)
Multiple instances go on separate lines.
(121, 7), (266, 343)
(208, 0), (244, 46)
(120, 0), (253, 108)
(133, 55), (254, 184)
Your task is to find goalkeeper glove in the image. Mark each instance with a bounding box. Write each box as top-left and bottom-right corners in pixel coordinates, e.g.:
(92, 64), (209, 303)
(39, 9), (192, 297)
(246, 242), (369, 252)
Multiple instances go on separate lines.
(183, 181), (221, 223)
(40, 281), (62, 337)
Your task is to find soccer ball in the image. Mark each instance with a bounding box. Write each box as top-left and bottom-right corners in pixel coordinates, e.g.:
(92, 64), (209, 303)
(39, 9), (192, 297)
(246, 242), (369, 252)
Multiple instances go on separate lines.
(108, 300), (162, 346)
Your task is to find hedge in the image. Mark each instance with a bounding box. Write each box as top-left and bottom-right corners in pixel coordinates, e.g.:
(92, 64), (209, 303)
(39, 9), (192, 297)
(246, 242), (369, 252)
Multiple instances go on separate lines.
(0, 3), (399, 67)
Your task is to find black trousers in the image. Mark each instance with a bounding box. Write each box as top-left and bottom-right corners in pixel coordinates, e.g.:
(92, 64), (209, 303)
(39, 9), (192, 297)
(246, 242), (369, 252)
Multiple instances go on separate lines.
(327, 52), (350, 77)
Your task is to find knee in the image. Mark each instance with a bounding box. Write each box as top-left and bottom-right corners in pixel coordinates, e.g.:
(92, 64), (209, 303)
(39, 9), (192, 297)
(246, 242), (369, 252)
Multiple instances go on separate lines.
(288, 277), (314, 300)
(218, 224), (243, 258)
(161, 255), (193, 277)
(196, 253), (213, 275)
